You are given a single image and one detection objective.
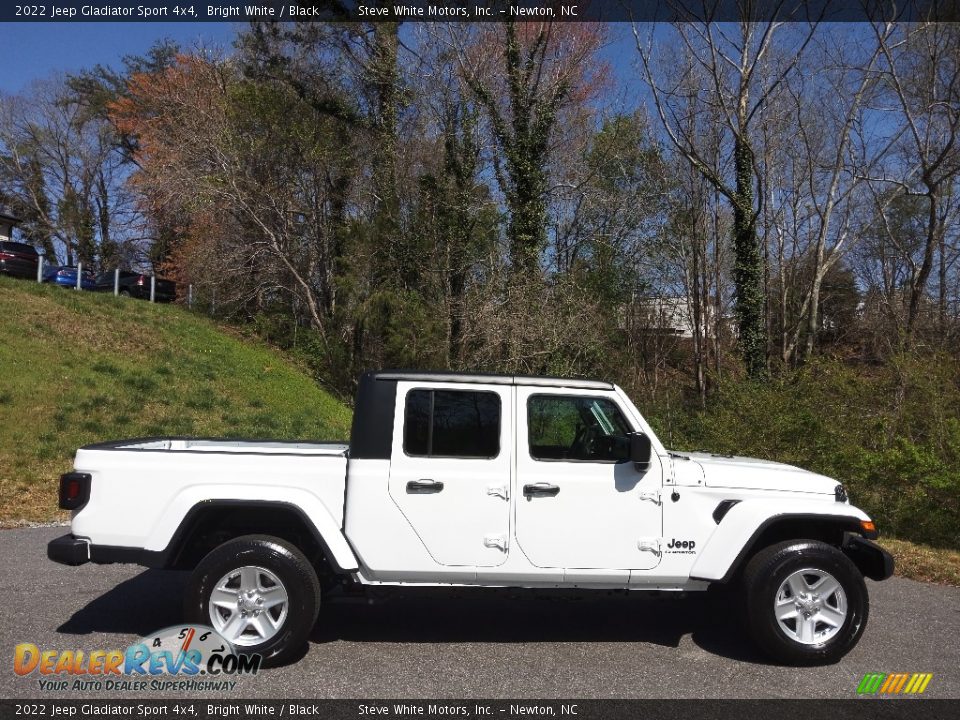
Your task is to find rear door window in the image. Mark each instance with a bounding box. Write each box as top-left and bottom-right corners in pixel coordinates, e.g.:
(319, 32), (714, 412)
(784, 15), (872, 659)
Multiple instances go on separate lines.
(403, 389), (501, 459)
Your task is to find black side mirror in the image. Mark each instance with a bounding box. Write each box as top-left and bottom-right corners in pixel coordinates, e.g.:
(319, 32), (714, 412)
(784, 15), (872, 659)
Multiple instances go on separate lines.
(630, 432), (652, 471)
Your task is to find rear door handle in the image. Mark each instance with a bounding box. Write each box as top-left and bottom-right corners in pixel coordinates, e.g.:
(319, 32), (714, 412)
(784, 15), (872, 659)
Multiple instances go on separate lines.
(523, 482), (560, 498)
(406, 479), (444, 494)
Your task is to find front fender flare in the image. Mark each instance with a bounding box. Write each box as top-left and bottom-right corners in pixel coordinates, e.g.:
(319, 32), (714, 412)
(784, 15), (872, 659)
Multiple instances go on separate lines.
(689, 499), (871, 583)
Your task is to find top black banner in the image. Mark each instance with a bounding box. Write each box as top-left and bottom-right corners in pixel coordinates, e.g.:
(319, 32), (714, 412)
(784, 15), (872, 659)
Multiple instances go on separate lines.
(3, 0), (960, 23)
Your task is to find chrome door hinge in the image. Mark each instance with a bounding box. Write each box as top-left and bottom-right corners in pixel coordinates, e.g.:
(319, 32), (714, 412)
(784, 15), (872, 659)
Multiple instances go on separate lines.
(483, 534), (508, 552)
(637, 490), (661, 505)
(487, 485), (509, 501)
(637, 538), (662, 555)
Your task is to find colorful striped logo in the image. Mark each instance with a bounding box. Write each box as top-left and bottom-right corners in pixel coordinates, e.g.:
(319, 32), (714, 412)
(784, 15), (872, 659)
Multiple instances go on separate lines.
(857, 673), (933, 695)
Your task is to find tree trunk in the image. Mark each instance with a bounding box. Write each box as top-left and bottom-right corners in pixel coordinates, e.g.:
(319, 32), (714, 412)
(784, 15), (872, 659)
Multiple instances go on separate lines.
(369, 23), (403, 286)
(906, 189), (941, 339)
(939, 231), (947, 339)
(804, 274), (823, 360)
(713, 187), (723, 381)
(732, 135), (766, 378)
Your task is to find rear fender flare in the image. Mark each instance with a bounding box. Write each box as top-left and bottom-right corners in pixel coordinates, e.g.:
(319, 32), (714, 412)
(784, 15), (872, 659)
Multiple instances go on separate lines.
(145, 486), (359, 572)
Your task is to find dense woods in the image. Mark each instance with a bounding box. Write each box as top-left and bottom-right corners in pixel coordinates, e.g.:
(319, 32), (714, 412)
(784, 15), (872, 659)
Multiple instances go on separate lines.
(2, 19), (959, 548)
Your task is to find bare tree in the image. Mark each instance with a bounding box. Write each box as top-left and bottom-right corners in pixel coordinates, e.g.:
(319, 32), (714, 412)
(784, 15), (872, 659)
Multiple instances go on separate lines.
(872, 21), (960, 341)
(635, 4), (822, 377)
(0, 77), (136, 267)
(767, 25), (892, 364)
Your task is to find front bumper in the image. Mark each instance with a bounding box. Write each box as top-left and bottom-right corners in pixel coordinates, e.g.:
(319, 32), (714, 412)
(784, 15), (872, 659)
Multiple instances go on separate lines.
(843, 534), (895, 581)
(47, 534), (90, 566)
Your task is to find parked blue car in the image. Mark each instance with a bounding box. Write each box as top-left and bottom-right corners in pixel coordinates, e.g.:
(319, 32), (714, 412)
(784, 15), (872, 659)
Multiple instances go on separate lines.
(42, 265), (97, 291)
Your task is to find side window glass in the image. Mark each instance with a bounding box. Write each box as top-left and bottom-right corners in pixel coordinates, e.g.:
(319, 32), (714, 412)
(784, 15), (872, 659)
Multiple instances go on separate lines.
(528, 395), (632, 463)
(403, 389), (500, 459)
(403, 389), (431, 456)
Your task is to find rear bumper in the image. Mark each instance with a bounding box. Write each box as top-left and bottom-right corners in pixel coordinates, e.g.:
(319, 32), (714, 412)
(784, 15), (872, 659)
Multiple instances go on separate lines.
(0, 260), (38, 278)
(124, 286), (175, 301)
(48, 533), (150, 567)
(47, 277), (95, 290)
(47, 534), (90, 566)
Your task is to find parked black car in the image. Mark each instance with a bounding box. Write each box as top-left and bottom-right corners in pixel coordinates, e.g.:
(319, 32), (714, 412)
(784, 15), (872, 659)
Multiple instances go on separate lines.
(94, 270), (177, 302)
(0, 241), (40, 279)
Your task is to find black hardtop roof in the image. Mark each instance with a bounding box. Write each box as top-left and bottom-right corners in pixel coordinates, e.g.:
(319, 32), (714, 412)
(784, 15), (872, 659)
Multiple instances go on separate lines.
(368, 370), (614, 391)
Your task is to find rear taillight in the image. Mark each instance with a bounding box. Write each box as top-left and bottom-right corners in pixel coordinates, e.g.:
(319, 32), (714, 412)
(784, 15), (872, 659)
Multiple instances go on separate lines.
(0, 252), (11, 260)
(57, 269), (70, 277)
(137, 275), (145, 285)
(58, 472), (91, 510)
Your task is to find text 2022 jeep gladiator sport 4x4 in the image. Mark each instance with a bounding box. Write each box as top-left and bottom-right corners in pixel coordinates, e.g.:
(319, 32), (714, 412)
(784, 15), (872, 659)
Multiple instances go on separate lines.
(48, 371), (893, 666)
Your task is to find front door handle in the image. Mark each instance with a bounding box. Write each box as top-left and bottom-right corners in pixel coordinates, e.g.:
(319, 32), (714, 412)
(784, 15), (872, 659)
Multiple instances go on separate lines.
(406, 479), (444, 494)
(523, 482), (560, 498)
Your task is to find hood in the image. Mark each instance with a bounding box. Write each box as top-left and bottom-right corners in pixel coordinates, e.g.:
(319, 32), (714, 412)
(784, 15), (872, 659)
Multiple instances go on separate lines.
(672, 451), (839, 495)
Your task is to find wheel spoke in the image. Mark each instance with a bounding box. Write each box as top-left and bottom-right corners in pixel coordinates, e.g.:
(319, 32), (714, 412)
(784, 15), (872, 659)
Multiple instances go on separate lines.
(249, 614), (273, 639)
(261, 587), (288, 609)
(814, 577), (840, 600)
(797, 616), (816, 643)
(787, 575), (807, 597)
(210, 588), (238, 608)
(776, 603), (798, 621)
(239, 567), (258, 592)
(819, 606), (846, 628)
(219, 611), (247, 642)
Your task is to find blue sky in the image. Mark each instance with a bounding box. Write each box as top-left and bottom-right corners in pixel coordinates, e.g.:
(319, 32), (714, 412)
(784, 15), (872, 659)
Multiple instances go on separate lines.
(1, 22), (239, 94)
(1, 21), (641, 99)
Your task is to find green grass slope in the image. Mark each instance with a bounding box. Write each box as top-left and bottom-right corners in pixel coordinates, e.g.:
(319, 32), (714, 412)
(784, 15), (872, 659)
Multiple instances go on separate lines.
(0, 276), (351, 524)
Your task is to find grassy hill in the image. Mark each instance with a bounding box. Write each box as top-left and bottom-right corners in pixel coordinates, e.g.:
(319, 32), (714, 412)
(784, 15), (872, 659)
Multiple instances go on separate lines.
(0, 276), (352, 524)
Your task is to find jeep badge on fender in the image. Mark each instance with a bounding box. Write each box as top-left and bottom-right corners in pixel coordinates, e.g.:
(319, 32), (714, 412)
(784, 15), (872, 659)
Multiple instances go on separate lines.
(47, 370), (893, 666)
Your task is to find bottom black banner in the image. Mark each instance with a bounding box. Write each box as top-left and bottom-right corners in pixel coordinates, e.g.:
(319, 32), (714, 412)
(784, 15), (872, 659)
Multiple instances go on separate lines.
(0, 699), (958, 720)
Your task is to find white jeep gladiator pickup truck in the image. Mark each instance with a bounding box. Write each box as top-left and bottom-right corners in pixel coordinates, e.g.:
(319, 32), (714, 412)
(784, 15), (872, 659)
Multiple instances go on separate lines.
(49, 371), (892, 666)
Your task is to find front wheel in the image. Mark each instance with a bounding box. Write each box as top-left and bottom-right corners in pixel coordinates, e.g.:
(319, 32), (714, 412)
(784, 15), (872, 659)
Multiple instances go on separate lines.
(743, 540), (868, 665)
(184, 535), (320, 667)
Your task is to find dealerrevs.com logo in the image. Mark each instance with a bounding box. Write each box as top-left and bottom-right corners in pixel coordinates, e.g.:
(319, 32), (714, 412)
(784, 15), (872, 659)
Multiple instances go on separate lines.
(857, 673), (934, 696)
(13, 625), (260, 692)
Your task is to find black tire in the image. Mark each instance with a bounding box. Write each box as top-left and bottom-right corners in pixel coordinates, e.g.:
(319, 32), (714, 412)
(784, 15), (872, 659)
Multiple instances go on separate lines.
(119, 289), (131, 298)
(743, 540), (868, 666)
(184, 535), (320, 668)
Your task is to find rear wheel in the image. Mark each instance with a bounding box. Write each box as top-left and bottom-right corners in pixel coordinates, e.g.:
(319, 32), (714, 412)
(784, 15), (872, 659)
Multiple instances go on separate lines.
(184, 535), (320, 667)
(743, 540), (868, 665)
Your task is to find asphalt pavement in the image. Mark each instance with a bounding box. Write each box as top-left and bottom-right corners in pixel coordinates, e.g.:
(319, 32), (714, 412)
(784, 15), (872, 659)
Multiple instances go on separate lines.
(2, 527), (958, 699)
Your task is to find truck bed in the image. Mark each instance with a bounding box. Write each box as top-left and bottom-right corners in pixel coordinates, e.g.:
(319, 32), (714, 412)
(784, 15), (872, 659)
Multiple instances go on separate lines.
(70, 437), (350, 551)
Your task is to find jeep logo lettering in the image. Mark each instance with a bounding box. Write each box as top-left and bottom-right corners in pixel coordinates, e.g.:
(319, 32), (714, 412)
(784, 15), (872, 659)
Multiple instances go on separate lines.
(666, 538), (696, 550)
